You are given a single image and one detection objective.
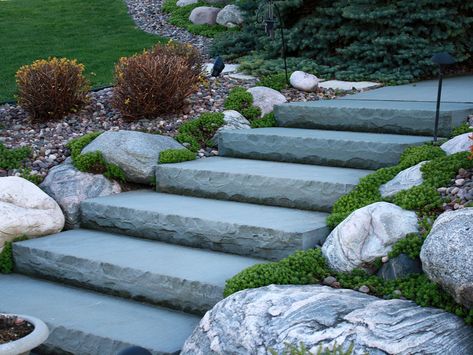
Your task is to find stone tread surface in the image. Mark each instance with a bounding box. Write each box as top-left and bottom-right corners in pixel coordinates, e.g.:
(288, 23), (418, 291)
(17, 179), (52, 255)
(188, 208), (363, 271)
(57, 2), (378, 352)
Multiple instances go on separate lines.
(80, 191), (329, 260)
(274, 100), (472, 135)
(219, 128), (431, 169)
(0, 274), (200, 355)
(156, 157), (372, 211)
(13, 229), (263, 314)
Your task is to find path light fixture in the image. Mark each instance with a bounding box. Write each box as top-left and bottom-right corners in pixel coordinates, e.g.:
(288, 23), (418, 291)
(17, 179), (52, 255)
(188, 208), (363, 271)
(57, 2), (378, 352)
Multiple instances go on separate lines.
(211, 56), (225, 77)
(432, 52), (456, 142)
(256, 0), (289, 85)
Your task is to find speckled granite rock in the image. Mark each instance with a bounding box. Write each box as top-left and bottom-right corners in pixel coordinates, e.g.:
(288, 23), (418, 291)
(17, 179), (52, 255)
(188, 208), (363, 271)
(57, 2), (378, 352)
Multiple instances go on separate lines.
(322, 202), (419, 272)
(421, 208), (473, 308)
(181, 284), (473, 355)
(40, 161), (121, 229)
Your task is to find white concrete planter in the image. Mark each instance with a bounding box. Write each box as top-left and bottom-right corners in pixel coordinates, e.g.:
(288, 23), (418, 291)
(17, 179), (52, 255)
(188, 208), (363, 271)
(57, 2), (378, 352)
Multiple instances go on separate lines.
(0, 314), (49, 355)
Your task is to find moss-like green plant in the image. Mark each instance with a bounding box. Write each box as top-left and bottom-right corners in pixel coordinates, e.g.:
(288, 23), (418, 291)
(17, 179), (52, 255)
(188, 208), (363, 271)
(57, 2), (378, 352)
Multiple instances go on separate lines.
(67, 132), (126, 183)
(270, 342), (354, 355)
(176, 112), (225, 152)
(0, 143), (31, 170)
(225, 248), (473, 325)
(224, 86), (262, 122)
(159, 148), (196, 164)
(0, 236), (28, 274)
(251, 112), (278, 128)
(162, 0), (232, 38)
(18, 168), (43, 185)
(327, 144), (446, 228)
(450, 122), (473, 138)
(259, 73), (288, 91)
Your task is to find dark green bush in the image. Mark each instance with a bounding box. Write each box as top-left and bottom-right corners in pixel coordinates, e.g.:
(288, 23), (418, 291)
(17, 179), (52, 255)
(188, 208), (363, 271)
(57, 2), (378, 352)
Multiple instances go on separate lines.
(176, 112), (225, 152)
(388, 233), (425, 259)
(0, 143), (31, 170)
(159, 148), (196, 164)
(259, 73), (289, 91)
(162, 0), (231, 38)
(214, 1), (473, 84)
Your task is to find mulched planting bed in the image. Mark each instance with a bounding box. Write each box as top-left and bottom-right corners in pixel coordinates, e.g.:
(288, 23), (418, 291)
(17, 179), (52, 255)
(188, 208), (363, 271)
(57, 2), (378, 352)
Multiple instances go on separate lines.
(0, 315), (34, 344)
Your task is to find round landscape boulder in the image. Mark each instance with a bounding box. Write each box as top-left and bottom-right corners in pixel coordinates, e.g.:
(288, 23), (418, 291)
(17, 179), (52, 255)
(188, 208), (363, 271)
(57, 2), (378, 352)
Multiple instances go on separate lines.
(247, 87), (287, 116)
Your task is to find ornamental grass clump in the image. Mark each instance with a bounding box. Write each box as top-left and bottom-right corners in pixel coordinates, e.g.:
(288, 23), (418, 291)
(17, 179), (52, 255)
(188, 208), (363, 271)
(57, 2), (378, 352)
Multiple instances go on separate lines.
(16, 58), (90, 122)
(113, 42), (203, 120)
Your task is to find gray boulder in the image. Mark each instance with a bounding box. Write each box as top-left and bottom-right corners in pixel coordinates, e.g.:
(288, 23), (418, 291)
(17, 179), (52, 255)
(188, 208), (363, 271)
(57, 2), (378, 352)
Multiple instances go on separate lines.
(247, 87), (287, 116)
(420, 208), (473, 308)
(41, 161), (121, 229)
(441, 132), (472, 155)
(176, 0), (198, 6)
(181, 284), (473, 355)
(212, 110), (250, 144)
(377, 254), (423, 281)
(379, 161), (427, 197)
(322, 202), (419, 272)
(81, 130), (183, 184)
(216, 5), (243, 28)
(189, 6), (221, 25)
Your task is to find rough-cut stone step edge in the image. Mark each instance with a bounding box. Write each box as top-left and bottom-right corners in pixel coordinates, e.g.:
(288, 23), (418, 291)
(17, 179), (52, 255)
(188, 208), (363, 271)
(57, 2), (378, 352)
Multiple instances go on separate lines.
(13, 244), (223, 315)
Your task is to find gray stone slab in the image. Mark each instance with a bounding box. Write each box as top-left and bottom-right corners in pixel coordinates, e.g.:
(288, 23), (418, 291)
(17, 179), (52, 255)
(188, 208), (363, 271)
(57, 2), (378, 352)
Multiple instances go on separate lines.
(156, 157), (372, 211)
(275, 100), (473, 136)
(80, 191), (329, 260)
(13, 229), (262, 314)
(0, 274), (200, 355)
(341, 75), (473, 104)
(219, 128), (431, 170)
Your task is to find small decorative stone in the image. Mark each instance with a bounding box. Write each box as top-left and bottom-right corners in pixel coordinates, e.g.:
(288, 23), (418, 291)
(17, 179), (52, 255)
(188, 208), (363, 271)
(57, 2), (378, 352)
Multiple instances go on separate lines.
(456, 179), (465, 186)
(289, 71), (320, 92)
(358, 285), (370, 293)
(381, 256), (389, 263)
(322, 276), (337, 286)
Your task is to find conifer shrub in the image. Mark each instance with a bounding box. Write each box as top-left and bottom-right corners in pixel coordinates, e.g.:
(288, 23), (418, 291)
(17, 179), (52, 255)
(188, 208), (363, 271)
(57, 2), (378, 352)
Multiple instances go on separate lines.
(214, 0), (473, 84)
(16, 58), (90, 121)
(176, 112), (225, 152)
(159, 148), (196, 164)
(113, 42), (203, 120)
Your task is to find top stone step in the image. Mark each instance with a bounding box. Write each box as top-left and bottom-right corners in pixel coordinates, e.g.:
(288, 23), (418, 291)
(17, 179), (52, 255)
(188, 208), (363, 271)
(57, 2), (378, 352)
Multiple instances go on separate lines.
(275, 100), (473, 136)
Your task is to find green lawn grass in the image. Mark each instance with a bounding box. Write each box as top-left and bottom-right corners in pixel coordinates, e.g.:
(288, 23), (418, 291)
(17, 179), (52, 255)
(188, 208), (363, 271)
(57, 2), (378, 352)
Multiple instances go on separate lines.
(0, 0), (166, 102)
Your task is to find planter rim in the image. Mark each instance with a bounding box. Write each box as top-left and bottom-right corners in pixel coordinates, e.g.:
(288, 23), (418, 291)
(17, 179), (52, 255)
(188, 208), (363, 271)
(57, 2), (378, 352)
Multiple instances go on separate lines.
(0, 314), (49, 355)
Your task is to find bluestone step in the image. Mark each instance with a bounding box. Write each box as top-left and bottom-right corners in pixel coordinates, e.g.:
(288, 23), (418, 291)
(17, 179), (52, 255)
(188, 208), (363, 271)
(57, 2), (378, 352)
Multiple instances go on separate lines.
(274, 100), (473, 136)
(219, 128), (431, 169)
(13, 229), (262, 314)
(81, 191), (329, 260)
(0, 274), (200, 355)
(156, 157), (372, 211)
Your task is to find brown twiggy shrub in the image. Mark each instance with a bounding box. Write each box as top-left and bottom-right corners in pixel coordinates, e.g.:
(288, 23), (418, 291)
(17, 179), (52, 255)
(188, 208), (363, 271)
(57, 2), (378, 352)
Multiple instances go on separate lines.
(16, 58), (90, 122)
(112, 41), (203, 120)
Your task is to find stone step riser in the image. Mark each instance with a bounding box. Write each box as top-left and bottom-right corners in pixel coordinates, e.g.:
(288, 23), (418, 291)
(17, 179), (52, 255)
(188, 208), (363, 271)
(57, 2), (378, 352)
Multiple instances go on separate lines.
(13, 245), (222, 315)
(274, 103), (470, 136)
(156, 159), (371, 212)
(80, 192), (330, 261)
(219, 129), (430, 170)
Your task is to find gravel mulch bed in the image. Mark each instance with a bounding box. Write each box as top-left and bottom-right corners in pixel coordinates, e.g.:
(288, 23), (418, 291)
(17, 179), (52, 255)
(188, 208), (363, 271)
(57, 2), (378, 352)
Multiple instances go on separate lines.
(439, 168), (473, 211)
(0, 315), (34, 344)
(125, 0), (213, 55)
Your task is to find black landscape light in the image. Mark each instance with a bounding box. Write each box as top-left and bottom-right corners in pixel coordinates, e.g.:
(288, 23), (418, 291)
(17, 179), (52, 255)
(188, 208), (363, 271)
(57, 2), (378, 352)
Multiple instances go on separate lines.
(211, 56), (225, 77)
(256, 0), (289, 85)
(432, 52), (456, 142)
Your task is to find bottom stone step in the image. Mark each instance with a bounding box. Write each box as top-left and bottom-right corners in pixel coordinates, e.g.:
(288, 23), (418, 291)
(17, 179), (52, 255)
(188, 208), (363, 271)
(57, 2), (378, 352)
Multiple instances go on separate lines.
(13, 229), (263, 314)
(0, 274), (200, 355)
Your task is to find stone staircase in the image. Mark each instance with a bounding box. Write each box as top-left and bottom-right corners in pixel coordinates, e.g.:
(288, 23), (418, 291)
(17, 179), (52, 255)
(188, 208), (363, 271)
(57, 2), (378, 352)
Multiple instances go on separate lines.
(1, 99), (467, 354)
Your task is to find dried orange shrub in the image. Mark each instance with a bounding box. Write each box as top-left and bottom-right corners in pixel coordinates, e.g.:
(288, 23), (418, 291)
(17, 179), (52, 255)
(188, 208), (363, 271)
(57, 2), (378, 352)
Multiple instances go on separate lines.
(16, 58), (90, 122)
(112, 41), (203, 120)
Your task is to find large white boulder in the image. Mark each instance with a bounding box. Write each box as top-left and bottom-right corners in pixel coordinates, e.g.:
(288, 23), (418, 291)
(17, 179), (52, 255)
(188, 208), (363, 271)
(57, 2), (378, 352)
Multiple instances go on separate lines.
(81, 130), (184, 184)
(420, 208), (473, 308)
(247, 87), (287, 116)
(0, 177), (64, 248)
(182, 285), (473, 355)
(289, 71), (320, 92)
(189, 6), (221, 25)
(379, 161), (427, 197)
(41, 160), (121, 229)
(322, 202), (419, 272)
(216, 5), (243, 28)
(441, 132), (472, 155)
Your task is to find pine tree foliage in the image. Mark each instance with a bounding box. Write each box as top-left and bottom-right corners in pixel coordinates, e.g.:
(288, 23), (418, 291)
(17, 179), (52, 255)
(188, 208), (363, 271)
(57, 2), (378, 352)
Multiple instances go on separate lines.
(213, 0), (473, 83)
